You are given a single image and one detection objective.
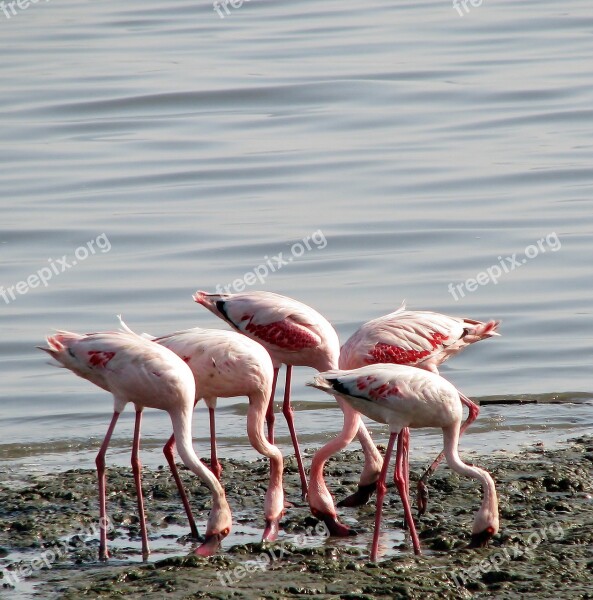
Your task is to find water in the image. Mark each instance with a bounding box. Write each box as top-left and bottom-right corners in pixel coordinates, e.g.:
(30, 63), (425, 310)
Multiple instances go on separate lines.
(1, 0), (592, 480)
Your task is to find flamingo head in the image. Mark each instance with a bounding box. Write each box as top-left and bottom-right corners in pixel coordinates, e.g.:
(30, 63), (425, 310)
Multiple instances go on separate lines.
(262, 518), (280, 542)
(310, 508), (357, 538)
(469, 503), (499, 548)
(194, 501), (232, 557)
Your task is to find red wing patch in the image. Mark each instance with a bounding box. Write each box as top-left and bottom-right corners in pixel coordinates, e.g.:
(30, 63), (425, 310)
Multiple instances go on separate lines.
(356, 375), (399, 400)
(245, 319), (318, 351)
(88, 351), (116, 368)
(366, 332), (449, 366)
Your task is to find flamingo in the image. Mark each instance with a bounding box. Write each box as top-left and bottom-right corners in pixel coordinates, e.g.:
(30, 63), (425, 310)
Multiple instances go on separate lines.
(191, 291), (321, 497)
(147, 325), (285, 542)
(336, 305), (500, 513)
(37, 330), (232, 560)
(309, 364), (499, 561)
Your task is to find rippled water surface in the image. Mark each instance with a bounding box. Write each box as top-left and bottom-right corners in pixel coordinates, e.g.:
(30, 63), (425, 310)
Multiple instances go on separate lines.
(1, 0), (592, 476)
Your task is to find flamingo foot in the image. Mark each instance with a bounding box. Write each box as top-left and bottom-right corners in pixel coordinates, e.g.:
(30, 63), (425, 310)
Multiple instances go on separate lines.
(194, 533), (225, 557)
(99, 548), (109, 561)
(313, 511), (357, 537)
(416, 481), (429, 517)
(337, 482), (377, 507)
(211, 462), (223, 481)
(262, 518), (281, 542)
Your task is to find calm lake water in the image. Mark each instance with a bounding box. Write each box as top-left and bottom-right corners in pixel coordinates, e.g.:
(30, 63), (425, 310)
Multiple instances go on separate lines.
(1, 0), (592, 480)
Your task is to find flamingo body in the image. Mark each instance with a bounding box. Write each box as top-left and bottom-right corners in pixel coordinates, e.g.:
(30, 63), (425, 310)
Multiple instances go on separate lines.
(334, 306), (499, 511)
(156, 327), (274, 405)
(38, 330), (232, 559)
(340, 305), (500, 373)
(310, 364), (499, 560)
(194, 290), (345, 497)
(153, 326), (285, 541)
(195, 291), (339, 371)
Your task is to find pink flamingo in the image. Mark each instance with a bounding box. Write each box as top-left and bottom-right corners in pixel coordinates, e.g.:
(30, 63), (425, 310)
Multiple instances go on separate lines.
(335, 305), (500, 513)
(193, 290), (337, 499)
(309, 364), (499, 560)
(38, 330), (232, 560)
(148, 325), (285, 542)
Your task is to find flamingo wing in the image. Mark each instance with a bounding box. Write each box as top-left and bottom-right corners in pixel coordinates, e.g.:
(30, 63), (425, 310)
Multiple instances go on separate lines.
(195, 291), (323, 351)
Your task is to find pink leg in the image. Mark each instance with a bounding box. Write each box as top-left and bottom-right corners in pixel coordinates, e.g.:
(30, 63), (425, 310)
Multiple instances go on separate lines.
(401, 428), (410, 499)
(209, 407), (222, 480)
(395, 430), (421, 555)
(416, 394), (479, 516)
(266, 368), (279, 444)
(281, 365), (308, 498)
(163, 434), (200, 540)
(131, 410), (150, 560)
(370, 431), (396, 562)
(95, 411), (120, 561)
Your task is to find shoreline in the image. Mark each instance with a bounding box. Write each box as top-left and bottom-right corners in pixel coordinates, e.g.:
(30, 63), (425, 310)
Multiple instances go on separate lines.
(1, 436), (592, 599)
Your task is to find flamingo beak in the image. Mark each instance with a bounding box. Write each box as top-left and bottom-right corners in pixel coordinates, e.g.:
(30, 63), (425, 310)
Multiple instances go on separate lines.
(468, 527), (495, 549)
(314, 512), (357, 537)
(194, 531), (227, 557)
(262, 518), (280, 542)
(337, 482), (377, 508)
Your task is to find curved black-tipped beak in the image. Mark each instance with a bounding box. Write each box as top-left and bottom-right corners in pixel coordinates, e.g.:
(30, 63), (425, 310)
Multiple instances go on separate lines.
(468, 528), (495, 549)
(337, 482), (377, 508)
(315, 512), (357, 537)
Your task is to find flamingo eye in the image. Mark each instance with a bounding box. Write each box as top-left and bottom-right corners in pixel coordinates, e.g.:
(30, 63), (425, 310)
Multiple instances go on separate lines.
(486, 526), (495, 534)
(221, 528), (230, 536)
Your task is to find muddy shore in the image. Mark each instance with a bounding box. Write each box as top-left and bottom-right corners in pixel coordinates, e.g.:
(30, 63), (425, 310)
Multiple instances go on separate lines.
(1, 436), (592, 599)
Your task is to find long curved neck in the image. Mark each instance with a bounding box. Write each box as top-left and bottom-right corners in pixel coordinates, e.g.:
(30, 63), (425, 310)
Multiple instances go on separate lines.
(442, 424), (498, 528)
(168, 406), (226, 502)
(246, 390), (283, 518)
(308, 398), (360, 512)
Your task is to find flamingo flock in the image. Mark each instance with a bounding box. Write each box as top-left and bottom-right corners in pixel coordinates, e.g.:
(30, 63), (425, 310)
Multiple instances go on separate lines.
(39, 290), (500, 562)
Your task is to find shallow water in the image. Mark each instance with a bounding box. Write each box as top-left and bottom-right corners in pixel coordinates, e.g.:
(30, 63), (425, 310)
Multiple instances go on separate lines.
(1, 0), (592, 478)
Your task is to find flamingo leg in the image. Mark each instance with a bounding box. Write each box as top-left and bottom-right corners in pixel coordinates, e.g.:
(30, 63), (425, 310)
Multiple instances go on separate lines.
(266, 367), (279, 443)
(395, 429), (421, 555)
(95, 411), (120, 561)
(131, 410), (150, 561)
(281, 365), (308, 498)
(370, 431), (396, 562)
(416, 394), (479, 516)
(209, 407), (222, 480)
(401, 428), (410, 499)
(163, 434), (200, 540)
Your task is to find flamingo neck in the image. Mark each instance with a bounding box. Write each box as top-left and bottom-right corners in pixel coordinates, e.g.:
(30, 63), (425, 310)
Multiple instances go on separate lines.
(308, 399), (360, 514)
(246, 391), (284, 520)
(441, 424), (499, 533)
(168, 406), (228, 507)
